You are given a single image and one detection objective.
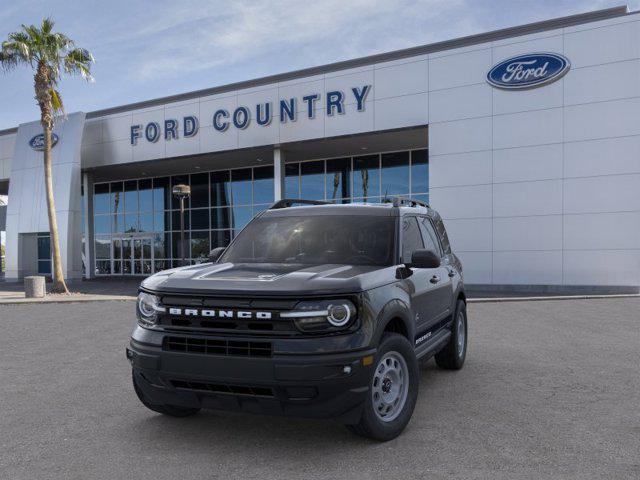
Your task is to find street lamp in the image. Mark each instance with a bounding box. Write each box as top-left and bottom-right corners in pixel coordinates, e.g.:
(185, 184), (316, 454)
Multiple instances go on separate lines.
(172, 184), (191, 267)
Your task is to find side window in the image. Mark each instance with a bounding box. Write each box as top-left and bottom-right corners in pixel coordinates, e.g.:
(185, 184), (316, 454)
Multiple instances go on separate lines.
(419, 217), (442, 256)
(433, 214), (451, 254)
(401, 217), (424, 264)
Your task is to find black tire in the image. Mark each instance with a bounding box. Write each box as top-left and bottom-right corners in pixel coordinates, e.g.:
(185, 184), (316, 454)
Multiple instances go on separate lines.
(132, 372), (200, 417)
(435, 299), (467, 370)
(347, 333), (419, 441)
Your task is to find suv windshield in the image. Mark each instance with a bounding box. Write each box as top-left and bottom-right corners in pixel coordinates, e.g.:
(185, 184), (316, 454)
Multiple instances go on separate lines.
(220, 215), (396, 266)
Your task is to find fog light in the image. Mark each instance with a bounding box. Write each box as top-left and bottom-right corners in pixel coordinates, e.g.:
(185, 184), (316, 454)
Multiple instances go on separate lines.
(342, 365), (352, 375)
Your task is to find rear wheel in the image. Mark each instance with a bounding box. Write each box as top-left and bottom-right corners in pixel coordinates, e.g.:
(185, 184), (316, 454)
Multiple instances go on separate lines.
(435, 299), (467, 370)
(132, 372), (200, 417)
(347, 333), (419, 441)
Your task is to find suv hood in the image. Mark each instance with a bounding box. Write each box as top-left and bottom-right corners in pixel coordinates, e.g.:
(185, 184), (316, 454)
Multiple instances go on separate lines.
(141, 262), (397, 296)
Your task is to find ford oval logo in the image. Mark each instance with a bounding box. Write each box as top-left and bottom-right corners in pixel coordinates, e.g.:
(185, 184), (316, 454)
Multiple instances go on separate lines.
(29, 133), (59, 151)
(487, 53), (570, 90)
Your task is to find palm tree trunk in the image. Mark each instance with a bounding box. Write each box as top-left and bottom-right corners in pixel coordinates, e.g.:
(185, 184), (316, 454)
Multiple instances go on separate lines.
(43, 124), (68, 294)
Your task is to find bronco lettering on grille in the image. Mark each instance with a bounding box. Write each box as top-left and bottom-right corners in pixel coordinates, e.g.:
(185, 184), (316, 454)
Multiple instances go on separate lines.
(167, 308), (272, 319)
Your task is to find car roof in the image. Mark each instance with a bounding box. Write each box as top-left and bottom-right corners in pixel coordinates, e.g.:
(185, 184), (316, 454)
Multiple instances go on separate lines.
(262, 202), (436, 218)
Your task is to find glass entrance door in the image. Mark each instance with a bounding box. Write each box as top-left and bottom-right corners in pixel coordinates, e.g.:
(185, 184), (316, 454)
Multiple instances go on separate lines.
(112, 235), (154, 275)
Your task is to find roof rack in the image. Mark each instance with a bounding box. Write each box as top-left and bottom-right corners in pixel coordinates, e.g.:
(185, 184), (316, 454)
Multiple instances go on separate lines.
(382, 196), (429, 208)
(269, 198), (329, 209)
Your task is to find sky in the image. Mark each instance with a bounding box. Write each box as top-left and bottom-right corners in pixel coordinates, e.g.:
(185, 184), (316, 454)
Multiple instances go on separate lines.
(0, 0), (638, 130)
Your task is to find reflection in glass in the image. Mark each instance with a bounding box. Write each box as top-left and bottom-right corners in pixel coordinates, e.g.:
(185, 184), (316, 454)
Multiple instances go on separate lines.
(190, 208), (209, 230)
(300, 161), (325, 200)
(124, 213), (138, 233)
(94, 184), (110, 214)
(171, 210), (190, 231)
(139, 214), (153, 232)
(153, 233), (167, 259)
(326, 158), (350, 202)
(95, 237), (110, 259)
(153, 212), (166, 232)
(190, 231), (210, 259)
(211, 207), (230, 230)
(285, 163), (299, 197)
(381, 152), (409, 197)
(211, 230), (231, 249)
(138, 179), (153, 212)
(111, 182), (123, 214)
(171, 175), (189, 209)
(124, 180), (138, 213)
(353, 155), (380, 201)
(253, 166), (274, 204)
(411, 149), (429, 194)
(231, 205), (253, 230)
(211, 171), (231, 208)
(231, 168), (252, 206)
(94, 215), (110, 235)
(113, 238), (122, 260)
(153, 177), (170, 212)
(190, 173), (209, 208)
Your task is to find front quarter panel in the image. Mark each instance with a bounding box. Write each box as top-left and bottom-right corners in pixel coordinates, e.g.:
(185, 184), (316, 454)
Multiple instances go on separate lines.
(363, 281), (415, 347)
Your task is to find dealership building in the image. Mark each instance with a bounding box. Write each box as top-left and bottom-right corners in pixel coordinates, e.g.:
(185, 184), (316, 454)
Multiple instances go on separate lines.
(0, 6), (639, 292)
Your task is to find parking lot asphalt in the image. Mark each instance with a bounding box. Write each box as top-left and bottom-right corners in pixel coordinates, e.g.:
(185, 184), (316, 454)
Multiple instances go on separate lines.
(1, 298), (639, 480)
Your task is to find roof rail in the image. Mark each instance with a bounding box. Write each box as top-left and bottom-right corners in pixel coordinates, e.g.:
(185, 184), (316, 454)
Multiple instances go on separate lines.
(269, 198), (329, 209)
(382, 196), (429, 208)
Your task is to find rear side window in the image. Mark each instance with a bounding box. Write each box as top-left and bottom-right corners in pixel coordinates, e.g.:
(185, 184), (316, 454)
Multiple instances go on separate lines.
(433, 214), (451, 254)
(401, 217), (424, 264)
(419, 217), (442, 256)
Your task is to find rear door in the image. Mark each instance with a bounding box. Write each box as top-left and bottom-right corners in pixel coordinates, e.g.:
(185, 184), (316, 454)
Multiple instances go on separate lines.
(418, 216), (453, 327)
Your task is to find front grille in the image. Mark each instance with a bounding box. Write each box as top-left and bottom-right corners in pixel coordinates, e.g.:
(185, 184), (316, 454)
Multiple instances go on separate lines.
(163, 336), (272, 357)
(170, 379), (274, 397)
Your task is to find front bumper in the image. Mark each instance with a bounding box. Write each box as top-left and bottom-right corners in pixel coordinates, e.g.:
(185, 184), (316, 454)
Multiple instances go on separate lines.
(127, 330), (375, 424)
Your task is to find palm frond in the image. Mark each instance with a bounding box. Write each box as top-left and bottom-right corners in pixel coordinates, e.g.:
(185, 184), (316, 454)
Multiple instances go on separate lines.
(50, 87), (64, 114)
(64, 47), (94, 81)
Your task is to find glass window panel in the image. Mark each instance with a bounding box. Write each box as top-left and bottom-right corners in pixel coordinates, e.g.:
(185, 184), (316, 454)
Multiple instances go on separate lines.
(154, 260), (168, 273)
(171, 210), (190, 231)
(411, 149), (429, 194)
(300, 161), (325, 200)
(410, 193), (429, 205)
(401, 217), (424, 264)
(110, 182), (123, 214)
(210, 171), (231, 208)
(138, 179), (153, 212)
(94, 215), (111, 234)
(96, 260), (111, 275)
(381, 151), (410, 197)
(153, 233), (168, 259)
(124, 213), (138, 233)
(113, 261), (122, 275)
(38, 260), (52, 275)
(253, 204), (268, 216)
(124, 180), (138, 213)
(171, 175), (190, 209)
(123, 260), (132, 275)
(190, 208), (209, 230)
(190, 173), (209, 208)
(211, 230), (232, 249)
(326, 158), (351, 202)
(211, 207), (231, 230)
(285, 163), (299, 198)
(231, 168), (252, 206)
(95, 237), (110, 259)
(190, 231), (210, 260)
(37, 235), (51, 260)
(230, 205), (253, 230)
(253, 166), (274, 204)
(94, 183), (110, 214)
(113, 238), (122, 260)
(142, 260), (152, 275)
(418, 217), (442, 256)
(172, 232), (189, 259)
(153, 212), (166, 232)
(139, 214), (153, 232)
(153, 177), (170, 212)
(353, 155), (380, 201)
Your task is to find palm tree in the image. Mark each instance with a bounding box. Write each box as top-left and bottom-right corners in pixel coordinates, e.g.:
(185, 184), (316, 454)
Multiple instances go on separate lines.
(0, 18), (93, 293)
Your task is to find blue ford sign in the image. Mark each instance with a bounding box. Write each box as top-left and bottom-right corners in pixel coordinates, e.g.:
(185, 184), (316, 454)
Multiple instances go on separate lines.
(487, 53), (570, 90)
(29, 133), (59, 151)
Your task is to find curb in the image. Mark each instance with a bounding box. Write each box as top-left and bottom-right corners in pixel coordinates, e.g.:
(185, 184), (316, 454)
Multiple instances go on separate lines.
(0, 295), (136, 305)
(468, 293), (640, 303)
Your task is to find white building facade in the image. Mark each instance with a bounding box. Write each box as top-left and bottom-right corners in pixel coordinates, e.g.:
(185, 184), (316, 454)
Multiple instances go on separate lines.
(0, 6), (638, 292)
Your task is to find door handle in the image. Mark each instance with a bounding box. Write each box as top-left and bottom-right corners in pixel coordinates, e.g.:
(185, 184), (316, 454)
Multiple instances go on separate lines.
(430, 275), (440, 284)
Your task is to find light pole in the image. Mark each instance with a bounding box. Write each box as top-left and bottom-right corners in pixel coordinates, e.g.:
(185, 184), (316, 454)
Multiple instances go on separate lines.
(172, 184), (191, 267)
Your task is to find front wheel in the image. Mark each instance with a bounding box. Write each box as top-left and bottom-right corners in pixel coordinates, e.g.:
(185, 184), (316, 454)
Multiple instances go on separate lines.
(435, 299), (467, 370)
(347, 333), (419, 441)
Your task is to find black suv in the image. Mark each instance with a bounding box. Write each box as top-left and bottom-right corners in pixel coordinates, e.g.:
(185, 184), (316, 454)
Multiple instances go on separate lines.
(128, 197), (467, 441)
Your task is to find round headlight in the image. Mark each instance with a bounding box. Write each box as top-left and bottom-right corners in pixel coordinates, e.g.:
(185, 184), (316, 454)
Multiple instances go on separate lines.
(327, 303), (352, 327)
(137, 292), (163, 327)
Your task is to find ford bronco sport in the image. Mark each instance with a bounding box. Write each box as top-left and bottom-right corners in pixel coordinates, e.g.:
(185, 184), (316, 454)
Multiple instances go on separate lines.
(127, 197), (467, 441)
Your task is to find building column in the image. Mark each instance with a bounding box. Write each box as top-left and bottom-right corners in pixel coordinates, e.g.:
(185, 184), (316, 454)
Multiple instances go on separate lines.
(273, 147), (285, 201)
(83, 172), (94, 279)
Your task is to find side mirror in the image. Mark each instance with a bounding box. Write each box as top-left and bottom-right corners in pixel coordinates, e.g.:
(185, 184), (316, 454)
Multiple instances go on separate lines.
(410, 249), (441, 269)
(208, 247), (226, 263)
